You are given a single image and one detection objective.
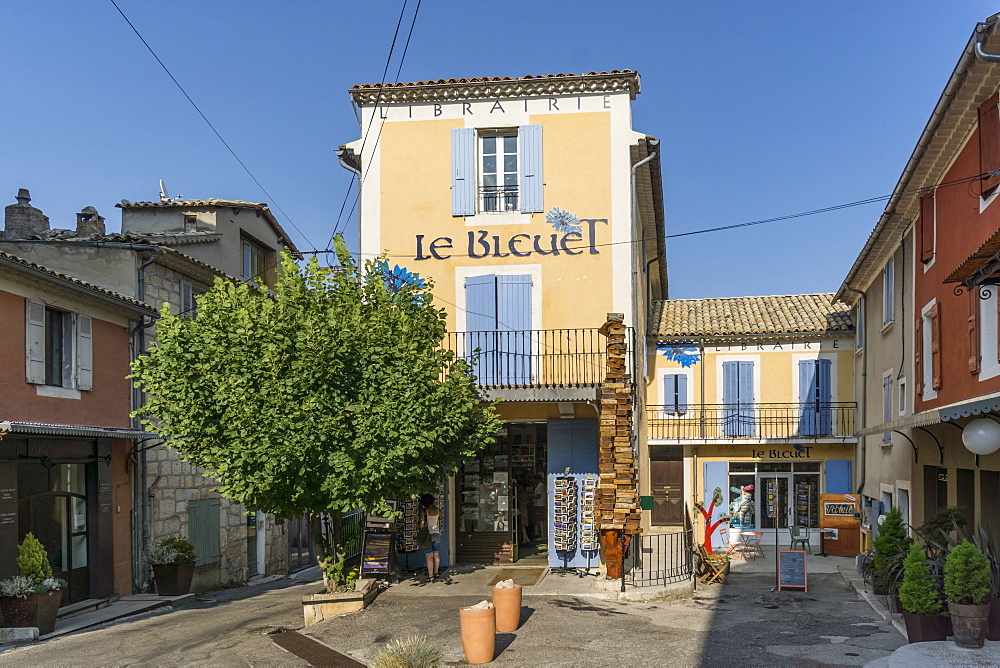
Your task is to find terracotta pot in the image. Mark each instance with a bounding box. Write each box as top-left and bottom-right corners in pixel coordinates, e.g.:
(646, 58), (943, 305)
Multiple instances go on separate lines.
(948, 602), (991, 649)
(153, 562), (196, 596)
(901, 610), (949, 643)
(34, 590), (62, 636)
(492, 585), (522, 633)
(987, 596), (1000, 641)
(0, 595), (38, 628)
(460, 606), (496, 664)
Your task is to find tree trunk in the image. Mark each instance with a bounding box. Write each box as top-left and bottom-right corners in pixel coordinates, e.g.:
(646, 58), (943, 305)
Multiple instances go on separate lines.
(310, 511), (345, 594)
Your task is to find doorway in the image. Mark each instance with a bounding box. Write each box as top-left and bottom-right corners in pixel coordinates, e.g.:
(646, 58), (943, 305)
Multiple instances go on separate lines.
(757, 473), (792, 531)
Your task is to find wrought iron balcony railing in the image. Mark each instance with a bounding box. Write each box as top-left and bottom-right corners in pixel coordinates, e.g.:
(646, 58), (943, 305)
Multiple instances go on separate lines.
(480, 185), (519, 212)
(647, 402), (857, 440)
(445, 328), (632, 389)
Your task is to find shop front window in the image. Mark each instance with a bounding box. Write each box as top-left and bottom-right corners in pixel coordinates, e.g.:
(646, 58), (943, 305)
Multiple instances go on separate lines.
(727, 462), (820, 530)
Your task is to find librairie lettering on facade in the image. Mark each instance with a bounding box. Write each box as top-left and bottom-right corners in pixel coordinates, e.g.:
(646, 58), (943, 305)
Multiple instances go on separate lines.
(414, 219), (608, 261)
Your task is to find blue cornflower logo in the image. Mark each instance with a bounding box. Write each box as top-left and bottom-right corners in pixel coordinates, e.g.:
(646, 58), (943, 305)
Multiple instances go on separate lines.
(546, 207), (582, 234)
(657, 343), (701, 368)
(375, 260), (426, 294)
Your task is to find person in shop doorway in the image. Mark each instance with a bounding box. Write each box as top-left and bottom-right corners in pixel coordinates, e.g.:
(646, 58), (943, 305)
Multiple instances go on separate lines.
(419, 493), (442, 582)
(515, 478), (531, 543)
(532, 474), (547, 540)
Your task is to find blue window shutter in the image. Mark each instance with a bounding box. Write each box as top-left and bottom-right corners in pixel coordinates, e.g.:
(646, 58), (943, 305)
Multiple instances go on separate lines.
(465, 275), (497, 384)
(703, 461), (729, 549)
(663, 374), (674, 413)
(799, 360), (817, 436)
(825, 460), (852, 494)
(452, 128), (476, 216)
(677, 374), (688, 415)
(722, 362), (738, 437)
(737, 361), (754, 436)
(496, 275), (532, 384)
(883, 375), (893, 444)
(518, 125), (543, 213)
(817, 359), (832, 434)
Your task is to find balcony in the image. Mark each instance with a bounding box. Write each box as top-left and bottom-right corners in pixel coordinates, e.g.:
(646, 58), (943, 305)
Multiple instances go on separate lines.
(445, 328), (632, 401)
(647, 402), (857, 441)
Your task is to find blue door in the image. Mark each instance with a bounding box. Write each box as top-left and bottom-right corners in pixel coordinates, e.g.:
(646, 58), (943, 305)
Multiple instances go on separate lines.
(799, 359), (832, 435)
(464, 275), (532, 385)
(722, 361), (754, 437)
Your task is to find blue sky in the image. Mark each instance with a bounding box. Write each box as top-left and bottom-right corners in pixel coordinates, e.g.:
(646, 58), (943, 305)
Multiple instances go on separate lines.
(1, 1), (996, 299)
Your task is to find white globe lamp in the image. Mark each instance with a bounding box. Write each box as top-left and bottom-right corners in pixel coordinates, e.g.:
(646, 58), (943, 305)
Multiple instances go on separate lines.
(962, 417), (1000, 456)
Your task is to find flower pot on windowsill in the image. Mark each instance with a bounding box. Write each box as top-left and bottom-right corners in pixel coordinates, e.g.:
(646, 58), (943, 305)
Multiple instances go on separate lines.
(153, 563), (196, 596)
(901, 611), (950, 643)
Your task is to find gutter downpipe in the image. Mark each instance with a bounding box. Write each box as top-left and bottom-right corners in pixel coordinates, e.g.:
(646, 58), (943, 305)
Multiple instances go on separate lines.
(335, 148), (363, 252)
(835, 20), (989, 303)
(135, 247), (158, 592)
(845, 287), (867, 497)
(976, 21), (1000, 62)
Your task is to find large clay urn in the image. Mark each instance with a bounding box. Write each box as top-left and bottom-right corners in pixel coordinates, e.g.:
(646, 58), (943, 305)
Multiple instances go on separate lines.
(492, 584), (522, 633)
(459, 605), (496, 664)
(949, 602), (991, 649)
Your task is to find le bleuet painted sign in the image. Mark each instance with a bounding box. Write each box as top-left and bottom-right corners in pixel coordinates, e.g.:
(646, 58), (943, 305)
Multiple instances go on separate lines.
(414, 209), (607, 261)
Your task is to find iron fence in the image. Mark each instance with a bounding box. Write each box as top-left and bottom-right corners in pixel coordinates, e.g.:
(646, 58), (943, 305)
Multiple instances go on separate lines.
(480, 185), (519, 212)
(646, 402), (857, 440)
(340, 509), (365, 561)
(444, 328), (634, 389)
(623, 529), (693, 588)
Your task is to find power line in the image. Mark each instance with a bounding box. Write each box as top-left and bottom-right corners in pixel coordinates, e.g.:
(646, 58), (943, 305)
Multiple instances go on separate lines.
(108, 0), (318, 251)
(329, 0), (414, 247)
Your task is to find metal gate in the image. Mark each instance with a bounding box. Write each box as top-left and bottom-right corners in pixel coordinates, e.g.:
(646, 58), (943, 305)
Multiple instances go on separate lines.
(623, 529), (693, 588)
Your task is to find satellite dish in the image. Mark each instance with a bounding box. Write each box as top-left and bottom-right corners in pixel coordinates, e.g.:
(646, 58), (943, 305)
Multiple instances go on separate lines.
(120, 199), (131, 205)
(159, 180), (169, 202)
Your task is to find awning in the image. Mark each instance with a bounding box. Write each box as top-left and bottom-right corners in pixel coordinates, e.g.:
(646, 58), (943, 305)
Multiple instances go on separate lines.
(944, 227), (1000, 287)
(939, 394), (1000, 421)
(1, 421), (154, 439)
(856, 410), (941, 436)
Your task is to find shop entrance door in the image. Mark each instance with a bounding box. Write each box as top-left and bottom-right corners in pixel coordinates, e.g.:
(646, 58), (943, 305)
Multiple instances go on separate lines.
(651, 460), (683, 525)
(757, 473), (793, 531)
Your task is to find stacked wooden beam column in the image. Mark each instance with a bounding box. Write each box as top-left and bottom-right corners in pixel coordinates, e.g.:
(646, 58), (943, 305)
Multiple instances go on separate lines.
(598, 314), (640, 579)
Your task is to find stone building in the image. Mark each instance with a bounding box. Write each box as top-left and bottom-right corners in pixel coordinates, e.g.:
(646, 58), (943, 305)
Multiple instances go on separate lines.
(0, 190), (297, 593)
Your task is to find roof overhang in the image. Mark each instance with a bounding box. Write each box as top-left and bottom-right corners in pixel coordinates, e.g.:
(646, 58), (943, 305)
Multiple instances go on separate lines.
(632, 137), (668, 300)
(1, 422), (153, 439)
(943, 226), (1000, 288)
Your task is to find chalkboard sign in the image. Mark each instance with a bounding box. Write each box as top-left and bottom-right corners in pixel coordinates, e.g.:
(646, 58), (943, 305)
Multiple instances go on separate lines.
(777, 550), (808, 591)
(361, 532), (395, 576)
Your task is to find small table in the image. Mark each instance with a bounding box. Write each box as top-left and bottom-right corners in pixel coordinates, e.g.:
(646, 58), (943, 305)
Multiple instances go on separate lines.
(740, 532), (764, 561)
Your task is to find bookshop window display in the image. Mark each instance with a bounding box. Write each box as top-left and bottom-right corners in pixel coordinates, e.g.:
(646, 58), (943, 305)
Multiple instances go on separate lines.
(727, 462), (820, 530)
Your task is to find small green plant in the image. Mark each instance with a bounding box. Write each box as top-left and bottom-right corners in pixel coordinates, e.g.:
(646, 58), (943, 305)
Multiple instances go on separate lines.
(944, 540), (991, 606)
(145, 536), (197, 565)
(899, 542), (943, 615)
(0, 576), (42, 599)
(320, 555), (358, 592)
(17, 533), (53, 582)
(872, 506), (910, 592)
(372, 635), (442, 668)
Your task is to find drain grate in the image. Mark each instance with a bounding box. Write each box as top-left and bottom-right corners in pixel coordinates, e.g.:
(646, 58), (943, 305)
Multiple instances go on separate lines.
(271, 630), (365, 667)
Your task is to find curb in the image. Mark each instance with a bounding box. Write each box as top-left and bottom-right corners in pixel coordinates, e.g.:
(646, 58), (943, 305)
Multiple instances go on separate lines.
(837, 565), (907, 639)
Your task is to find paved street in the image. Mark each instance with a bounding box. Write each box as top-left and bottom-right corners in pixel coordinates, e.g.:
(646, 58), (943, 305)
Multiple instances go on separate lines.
(0, 559), (904, 667)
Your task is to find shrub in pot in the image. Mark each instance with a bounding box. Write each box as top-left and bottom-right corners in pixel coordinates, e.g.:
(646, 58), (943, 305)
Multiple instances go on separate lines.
(0, 533), (67, 635)
(944, 540), (991, 648)
(872, 506), (909, 598)
(145, 536), (198, 596)
(899, 542), (948, 642)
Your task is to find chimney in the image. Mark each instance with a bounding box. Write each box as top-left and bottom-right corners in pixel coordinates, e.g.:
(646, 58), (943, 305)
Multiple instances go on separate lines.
(3, 189), (50, 239)
(76, 206), (106, 237)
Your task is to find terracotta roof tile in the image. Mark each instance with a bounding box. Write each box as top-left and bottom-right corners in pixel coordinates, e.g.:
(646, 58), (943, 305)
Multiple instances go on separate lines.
(351, 70), (636, 90)
(650, 293), (854, 338)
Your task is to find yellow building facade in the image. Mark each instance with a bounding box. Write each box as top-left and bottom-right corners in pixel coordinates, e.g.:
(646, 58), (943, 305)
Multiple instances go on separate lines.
(644, 294), (857, 549)
(341, 71), (665, 567)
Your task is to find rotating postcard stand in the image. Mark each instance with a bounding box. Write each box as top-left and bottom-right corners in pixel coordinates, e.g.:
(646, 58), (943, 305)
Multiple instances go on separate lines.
(553, 470), (599, 577)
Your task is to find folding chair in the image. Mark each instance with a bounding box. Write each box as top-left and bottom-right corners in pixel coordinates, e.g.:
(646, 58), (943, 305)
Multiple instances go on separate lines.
(697, 544), (729, 585)
(718, 527), (741, 560)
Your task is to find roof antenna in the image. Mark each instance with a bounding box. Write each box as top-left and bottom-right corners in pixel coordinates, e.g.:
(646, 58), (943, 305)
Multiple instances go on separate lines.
(159, 180), (169, 203)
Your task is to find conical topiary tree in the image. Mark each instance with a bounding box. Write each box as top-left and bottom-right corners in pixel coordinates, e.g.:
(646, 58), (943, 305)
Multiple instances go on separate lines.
(16, 533), (52, 583)
(944, 540), (990, 606)
(899, 541), (943, 615)
(873, 506), (909, 591)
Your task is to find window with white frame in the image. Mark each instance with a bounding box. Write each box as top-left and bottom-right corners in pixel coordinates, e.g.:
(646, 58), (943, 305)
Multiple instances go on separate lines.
(882, 372), (893, 445)
(480, 133), (518, 212)
(662, 373), (688, 415)
(980, 287), (1000, 380)
(242, 237), (269, 281)
(898, 377), (907, 416)
(883, 257), (894, 327)
(25, 300), (92, 390)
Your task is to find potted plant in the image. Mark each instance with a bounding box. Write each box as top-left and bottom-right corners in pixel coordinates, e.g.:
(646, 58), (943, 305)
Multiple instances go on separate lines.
(944, 540), (991, 648)
(145, 535), (197, 596)
(899, 542), (949, 642)
(872, 506), (909, 604)
(0, 533), (66, 635)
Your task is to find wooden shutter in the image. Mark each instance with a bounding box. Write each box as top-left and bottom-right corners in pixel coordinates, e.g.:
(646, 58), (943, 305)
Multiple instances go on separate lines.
(451, 128), (476, 216)
(464, 275), (498, 385)
(914, 315), (924, 397)
(882, 376), (892, 444)
(722, 361), (739, 405)
(676, 374), (688, 415)
(496, 275), (532, 384)
(25, 299), (45, 384)
(980, 94), (1000, 198)
(930, 303), (942, 390)
(188, 498), (221, 566)
(518, 124), (544, 213)
(920, 194), (935, 263)
(799, 360), (818, 436)
(969, 289), (981, 375)
(883, 259), (894, 325)
(738, 361), (754, 402)
(77, 314), (93, 391)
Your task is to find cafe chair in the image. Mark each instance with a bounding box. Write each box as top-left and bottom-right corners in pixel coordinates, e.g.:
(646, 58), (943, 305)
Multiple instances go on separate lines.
(697, 543), (730, 585)
(788, 525), (810, 551)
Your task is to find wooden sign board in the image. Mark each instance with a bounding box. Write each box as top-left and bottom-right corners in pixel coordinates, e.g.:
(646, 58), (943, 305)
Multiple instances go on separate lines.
(777, 550), (808, 591)
(361, 532), (395, 576)
(819, 494), (859, 529)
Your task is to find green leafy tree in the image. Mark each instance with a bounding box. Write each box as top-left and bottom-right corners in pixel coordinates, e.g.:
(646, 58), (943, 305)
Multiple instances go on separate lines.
(16, 533), (52, 583)
(944, 540), (991, 606)
(131, 240), (501, 591)
(899, 541), (943, 615)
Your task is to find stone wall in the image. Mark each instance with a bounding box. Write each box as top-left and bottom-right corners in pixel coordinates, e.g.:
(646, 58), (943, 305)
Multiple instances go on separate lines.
(141, 262), (288, 587)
